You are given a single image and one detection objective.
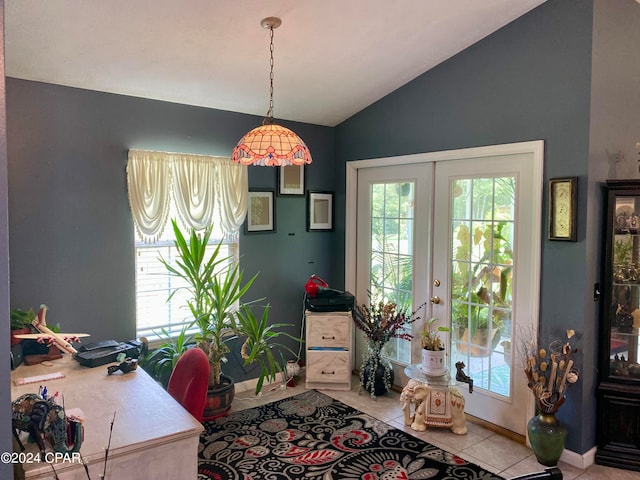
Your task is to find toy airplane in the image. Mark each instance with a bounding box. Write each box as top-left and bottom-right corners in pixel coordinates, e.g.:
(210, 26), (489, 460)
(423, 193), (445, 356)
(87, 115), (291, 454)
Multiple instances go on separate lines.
(13, 305), (89, 355)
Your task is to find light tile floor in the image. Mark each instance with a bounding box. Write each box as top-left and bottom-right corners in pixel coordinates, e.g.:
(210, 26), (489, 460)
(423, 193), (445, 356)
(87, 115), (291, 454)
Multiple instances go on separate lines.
(233, 375), (640, 480)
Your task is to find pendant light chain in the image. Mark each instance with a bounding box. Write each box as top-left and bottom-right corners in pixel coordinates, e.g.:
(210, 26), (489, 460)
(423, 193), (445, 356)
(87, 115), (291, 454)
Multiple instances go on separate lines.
(266, 25), (275, 124)
(231, 16), (312, 166)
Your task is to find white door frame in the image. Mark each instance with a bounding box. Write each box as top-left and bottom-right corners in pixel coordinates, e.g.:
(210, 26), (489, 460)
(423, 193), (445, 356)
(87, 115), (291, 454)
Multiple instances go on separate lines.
(345, 140), (543, 428)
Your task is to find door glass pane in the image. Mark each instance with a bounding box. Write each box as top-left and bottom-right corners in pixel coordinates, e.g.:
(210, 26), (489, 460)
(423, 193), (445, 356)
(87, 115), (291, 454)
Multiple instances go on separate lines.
(611, 196), (640, 375)
(450, 176), (515, 398)
(370, 181), (415, 363)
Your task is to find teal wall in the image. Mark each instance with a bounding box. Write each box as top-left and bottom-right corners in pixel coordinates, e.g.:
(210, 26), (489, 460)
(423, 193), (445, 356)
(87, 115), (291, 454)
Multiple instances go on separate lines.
(5, 0), (640, 462)
(6, 79), (335, 383)
(334, 0), (595, 454)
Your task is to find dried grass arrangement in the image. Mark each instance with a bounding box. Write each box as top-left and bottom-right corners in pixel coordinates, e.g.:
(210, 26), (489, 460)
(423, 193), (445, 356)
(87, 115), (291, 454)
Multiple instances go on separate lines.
(522, 329), (579, 414)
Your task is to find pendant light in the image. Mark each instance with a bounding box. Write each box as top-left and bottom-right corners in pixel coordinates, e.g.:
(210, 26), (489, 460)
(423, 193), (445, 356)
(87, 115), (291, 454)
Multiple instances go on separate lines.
(231, 17), (312, 167)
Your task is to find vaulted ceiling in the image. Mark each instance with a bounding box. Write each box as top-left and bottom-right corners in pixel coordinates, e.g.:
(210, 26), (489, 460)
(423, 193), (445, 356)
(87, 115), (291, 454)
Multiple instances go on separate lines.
(5, 0), (545, 126)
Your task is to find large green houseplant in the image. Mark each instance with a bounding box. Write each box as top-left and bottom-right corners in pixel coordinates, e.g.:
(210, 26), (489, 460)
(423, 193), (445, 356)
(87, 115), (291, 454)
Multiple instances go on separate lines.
(160, 219), (297, 414)
(161, 219), (256, 384)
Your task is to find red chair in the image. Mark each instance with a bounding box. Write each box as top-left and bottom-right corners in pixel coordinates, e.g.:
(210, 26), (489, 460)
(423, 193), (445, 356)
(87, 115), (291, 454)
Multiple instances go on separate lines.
(167, 347), (210, 422)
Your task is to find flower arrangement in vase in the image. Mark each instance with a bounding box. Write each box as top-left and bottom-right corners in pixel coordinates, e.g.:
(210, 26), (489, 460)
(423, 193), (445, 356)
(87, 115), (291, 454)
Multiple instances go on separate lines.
(523, 329), (579, 414)
(353, 293), (425, 398)
(522, 328), (580, 466)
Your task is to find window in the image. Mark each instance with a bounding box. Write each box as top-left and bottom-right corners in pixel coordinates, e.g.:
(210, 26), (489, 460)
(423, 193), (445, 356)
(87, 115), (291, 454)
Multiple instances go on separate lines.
(127, 150), (248, 341)
(134, 215), (238, 341)
(369, 180), (415, 364)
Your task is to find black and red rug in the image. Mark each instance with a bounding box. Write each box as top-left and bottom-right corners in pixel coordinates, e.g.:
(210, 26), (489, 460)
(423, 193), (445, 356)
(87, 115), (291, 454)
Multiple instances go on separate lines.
(198, 390), (503, 479)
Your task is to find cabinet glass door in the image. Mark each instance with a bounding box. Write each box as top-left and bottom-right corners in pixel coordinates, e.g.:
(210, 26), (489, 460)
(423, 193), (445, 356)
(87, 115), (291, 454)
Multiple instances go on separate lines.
(610, 194), (640, 380)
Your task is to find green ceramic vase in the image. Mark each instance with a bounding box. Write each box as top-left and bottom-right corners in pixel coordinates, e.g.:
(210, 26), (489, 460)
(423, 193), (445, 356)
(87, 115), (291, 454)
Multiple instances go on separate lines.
(527, 413), (567, 467)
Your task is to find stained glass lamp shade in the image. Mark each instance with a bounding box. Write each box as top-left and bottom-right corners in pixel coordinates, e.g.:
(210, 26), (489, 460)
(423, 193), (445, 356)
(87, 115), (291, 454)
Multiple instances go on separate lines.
(232, 123), (312, 166)
(231, 17), (312, 167)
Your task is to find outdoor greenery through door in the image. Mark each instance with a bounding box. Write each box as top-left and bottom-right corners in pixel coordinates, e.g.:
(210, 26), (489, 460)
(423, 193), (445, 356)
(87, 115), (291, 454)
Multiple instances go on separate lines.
(347, 141), (543, 435)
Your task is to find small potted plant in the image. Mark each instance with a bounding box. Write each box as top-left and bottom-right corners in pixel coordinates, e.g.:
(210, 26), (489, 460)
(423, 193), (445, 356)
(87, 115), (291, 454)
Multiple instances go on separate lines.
(139, 324), (194, 388)
(10, 308), (36, 346)
(420, 317), (450, 376)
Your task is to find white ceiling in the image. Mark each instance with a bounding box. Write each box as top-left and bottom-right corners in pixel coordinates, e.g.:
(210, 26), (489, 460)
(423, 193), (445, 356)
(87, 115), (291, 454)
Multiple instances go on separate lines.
(5, 0), (545, 127)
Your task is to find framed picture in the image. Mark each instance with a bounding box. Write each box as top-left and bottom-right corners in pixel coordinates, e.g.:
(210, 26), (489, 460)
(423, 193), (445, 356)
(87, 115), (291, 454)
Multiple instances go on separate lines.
(307, 191), (334, 231)
(246, 190), (275, 233)
(278, 165), (305, 196)
(548, 177), (577, 241)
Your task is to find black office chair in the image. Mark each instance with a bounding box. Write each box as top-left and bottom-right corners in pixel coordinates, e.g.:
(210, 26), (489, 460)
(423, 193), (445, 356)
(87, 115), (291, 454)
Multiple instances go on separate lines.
(510, 467), (562, 480)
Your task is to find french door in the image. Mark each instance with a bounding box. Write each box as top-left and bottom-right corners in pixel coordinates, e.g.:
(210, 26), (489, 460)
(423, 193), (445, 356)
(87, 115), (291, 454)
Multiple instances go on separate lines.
(346, 141), (543, 435)
(355, 163), (432, 366)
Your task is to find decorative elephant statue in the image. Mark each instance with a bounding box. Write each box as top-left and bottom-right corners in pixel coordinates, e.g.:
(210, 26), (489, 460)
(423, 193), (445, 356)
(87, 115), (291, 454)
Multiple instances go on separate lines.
(410, 384), (431, 432)
(400, 379), (424, 426)
(12, 393), (84, 454)
(400, 381), (467, 435)
(448, 387), (467, 435)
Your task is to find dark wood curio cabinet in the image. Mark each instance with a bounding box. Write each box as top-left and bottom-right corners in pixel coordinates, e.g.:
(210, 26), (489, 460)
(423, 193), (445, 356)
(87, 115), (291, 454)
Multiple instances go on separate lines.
(597, 179), (640, 471)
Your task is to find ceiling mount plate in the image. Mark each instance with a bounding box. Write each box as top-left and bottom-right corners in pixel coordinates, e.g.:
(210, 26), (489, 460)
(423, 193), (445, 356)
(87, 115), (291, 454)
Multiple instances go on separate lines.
(260, 17), (282, 29)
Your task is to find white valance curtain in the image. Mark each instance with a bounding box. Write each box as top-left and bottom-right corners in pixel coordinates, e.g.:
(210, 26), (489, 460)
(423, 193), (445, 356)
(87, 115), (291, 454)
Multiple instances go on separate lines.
(127, 150), (248, 242)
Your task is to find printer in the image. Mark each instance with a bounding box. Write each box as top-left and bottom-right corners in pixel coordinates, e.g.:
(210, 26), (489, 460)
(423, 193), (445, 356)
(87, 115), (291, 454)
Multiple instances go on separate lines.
(304, 275), (355, 312)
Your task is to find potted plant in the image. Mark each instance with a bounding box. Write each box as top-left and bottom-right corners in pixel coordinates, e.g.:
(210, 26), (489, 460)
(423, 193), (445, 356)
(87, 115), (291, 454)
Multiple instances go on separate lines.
(139, 324), (194, 388)
(353, 294), (424, 398)
(235, 303), (300, 395)
(160, 219), (257, 418)
(451, 221), (511, 356)
(420, 317), (450, 376)
(161, 219), (299, 417)
(500, 339), (512, 367)
(10, 308), (36, 346)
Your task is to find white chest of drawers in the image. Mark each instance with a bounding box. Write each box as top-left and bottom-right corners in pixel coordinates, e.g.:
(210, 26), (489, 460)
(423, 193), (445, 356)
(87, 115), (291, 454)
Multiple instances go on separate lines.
(305, 310), (352, 391)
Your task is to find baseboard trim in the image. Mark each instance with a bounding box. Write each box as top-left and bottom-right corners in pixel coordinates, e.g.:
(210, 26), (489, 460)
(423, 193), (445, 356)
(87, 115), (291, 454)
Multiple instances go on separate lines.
(559, 446), (595, 470)
(234, 372), (288, 395)
(466, 413), (594, 470)
(465, 413), (526, 445)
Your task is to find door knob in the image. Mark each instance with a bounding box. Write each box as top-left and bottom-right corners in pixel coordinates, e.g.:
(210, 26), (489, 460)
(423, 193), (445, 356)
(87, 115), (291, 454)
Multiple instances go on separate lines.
(430, 296), (441, 304)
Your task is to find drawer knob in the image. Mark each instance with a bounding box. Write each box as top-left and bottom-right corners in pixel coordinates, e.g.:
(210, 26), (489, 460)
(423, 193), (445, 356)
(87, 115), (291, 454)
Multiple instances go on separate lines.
(322, 335), (336, 340)
(321, 370), (335, 375)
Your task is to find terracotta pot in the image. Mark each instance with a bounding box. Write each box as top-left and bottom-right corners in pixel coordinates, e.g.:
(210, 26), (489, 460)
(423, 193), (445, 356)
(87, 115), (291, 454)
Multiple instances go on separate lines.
(10, 328), (30, 346)
(455, 328), (499, 357)
(501, 341), (512, 366)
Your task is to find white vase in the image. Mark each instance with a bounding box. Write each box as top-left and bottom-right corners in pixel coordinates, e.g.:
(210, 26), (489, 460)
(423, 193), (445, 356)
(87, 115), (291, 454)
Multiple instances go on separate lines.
(421, 348), (446, 376)
(286, 360), (300, 378)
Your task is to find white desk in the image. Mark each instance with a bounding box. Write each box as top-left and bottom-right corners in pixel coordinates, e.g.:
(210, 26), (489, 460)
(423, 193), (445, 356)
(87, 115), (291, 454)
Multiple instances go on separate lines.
(11, 355), (203, 479)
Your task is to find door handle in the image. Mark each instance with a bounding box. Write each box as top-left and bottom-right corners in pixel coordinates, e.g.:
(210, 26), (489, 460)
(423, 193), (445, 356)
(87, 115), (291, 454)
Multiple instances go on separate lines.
(430, 296), (441, 304)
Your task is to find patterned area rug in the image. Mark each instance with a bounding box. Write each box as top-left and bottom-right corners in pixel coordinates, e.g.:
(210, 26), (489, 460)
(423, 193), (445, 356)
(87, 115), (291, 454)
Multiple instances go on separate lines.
(198, 390), (504, 479)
